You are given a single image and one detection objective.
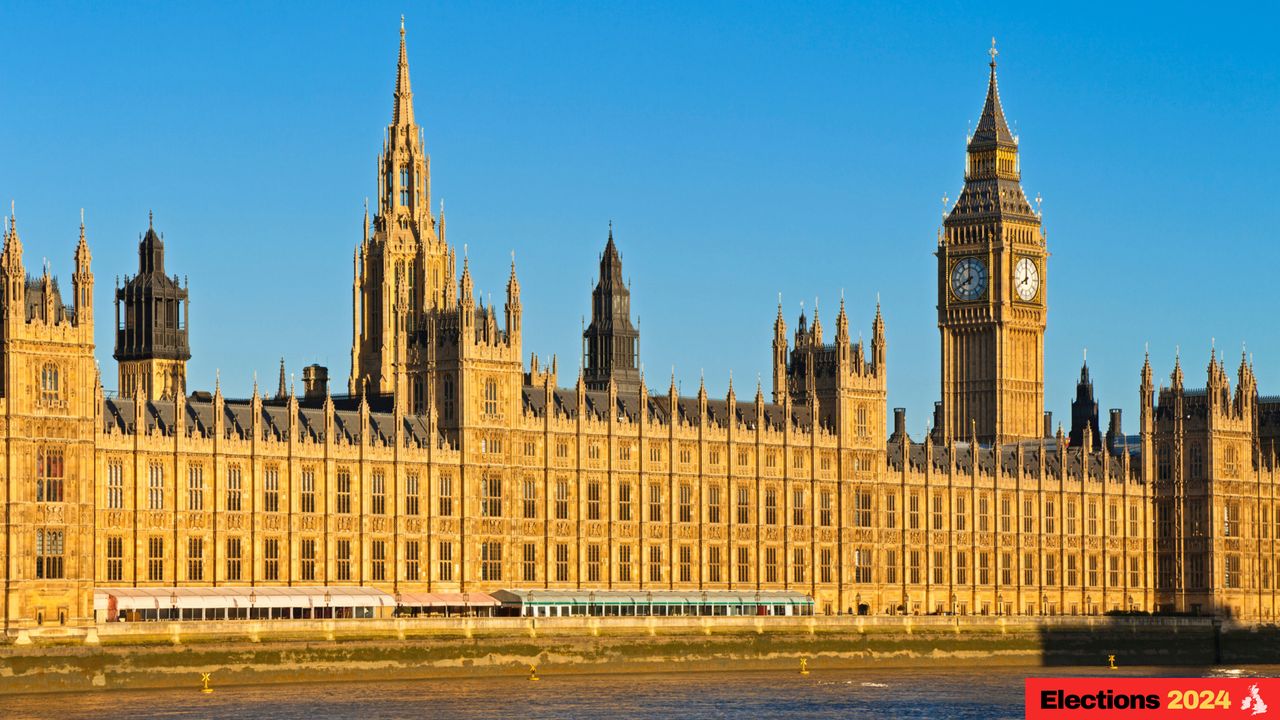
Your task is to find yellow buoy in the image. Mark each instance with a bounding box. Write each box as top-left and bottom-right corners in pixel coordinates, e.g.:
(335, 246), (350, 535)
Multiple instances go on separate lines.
(799, 658), (810, 676)
(529, 665), (540, 681)
(200, 672), (214, 694)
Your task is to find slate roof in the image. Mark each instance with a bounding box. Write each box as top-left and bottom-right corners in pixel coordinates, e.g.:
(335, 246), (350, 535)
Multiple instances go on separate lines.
(102, 395), (441, 448)
(520, 384), (805, 432)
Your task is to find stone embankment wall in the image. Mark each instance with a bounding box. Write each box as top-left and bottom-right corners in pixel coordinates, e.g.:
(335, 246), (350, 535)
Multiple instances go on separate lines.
(0, 616), (1266, 695)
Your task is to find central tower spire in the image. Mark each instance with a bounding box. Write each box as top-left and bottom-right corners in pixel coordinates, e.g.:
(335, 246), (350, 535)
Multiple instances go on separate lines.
(394, 15), (414, 127)
(351, 18), (452, 398)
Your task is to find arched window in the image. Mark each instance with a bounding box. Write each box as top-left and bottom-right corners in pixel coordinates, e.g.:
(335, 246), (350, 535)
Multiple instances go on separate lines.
(443, 376), (456, 420)
(399, 165), (410, 206)
(36, 529), (64, 579)
(148, 463), (164, 511)
(40, 364), (60, 403)
(36, 447), (64, 502)
(484, 380), (498, 415)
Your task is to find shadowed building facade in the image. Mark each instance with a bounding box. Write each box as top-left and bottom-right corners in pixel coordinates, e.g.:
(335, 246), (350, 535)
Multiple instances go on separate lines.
(0, 28), (1276, 631)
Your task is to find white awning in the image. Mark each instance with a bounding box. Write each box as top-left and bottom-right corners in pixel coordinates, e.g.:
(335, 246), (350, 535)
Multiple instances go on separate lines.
(95, 586), (395, 611)
(397, 591), (500, 608)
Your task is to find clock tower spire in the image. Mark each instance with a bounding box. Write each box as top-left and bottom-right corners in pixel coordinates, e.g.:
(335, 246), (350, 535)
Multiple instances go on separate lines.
(937, 40), (1047, 445)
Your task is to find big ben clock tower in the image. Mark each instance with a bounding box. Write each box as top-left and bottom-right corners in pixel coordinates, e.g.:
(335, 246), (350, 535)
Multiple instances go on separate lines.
(938, 41), (1047, 445)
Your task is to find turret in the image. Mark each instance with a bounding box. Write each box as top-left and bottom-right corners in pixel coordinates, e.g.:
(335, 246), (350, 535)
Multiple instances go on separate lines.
(459, 255), (475, 327)
(73, 210), (93, 326)
(771, 297), (787, 403)
(1236, 349), (1256, 423)
(2, 207), (26, 317)
(871, 300), (886, 379)
(505, 255), (521, 344)
(834, 297), (850, 366)
(114, 213), (190, 401)
(810, 300), (823, 346)
(349, 245), (361, 395)
(1138, 350), (1155, 481)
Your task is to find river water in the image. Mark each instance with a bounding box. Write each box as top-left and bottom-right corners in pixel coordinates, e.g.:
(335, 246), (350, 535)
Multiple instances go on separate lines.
(7, 665), (1279, 719)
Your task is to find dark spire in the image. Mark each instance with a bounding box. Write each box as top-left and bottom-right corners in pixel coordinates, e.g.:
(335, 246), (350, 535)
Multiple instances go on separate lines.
(583, 224), (640, 397)
(276, 357), (287, 400)
(969, 38), (1016, 150)
(600, 220), (622, 283)
(139, 212), (165, 275)
(1069, 353), (1101, 450)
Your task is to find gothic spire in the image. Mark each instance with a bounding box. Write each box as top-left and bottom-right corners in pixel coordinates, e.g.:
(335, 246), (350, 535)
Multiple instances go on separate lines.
(75, 208), (91, 269)
(584, 224), (640, 397)
(394, 16), (415, 127)
(969, 38), (1015, 150)
(600, 221), (622, 284)
(507, 252), (520, 297)
(276, 357), (287, 400)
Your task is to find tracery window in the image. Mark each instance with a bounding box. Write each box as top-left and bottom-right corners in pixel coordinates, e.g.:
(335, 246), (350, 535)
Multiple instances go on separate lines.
(484, 380), (499, 416)
(187, 465), (204, 511)
(36, 528), (64, 579)
(40, 363), (60, 404)
(147, 463), (164, 510)
(36, 447), (64, 503)
(227, 465), (243, 512)
(107, 461), (124, 510)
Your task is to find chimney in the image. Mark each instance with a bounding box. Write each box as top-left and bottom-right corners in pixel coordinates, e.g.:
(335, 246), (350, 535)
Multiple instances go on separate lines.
(893, 407), (907, 439)
(302, 364), (328, 401)
(1043, 411), (1054, 439)
(1107, 408), (1123, 446)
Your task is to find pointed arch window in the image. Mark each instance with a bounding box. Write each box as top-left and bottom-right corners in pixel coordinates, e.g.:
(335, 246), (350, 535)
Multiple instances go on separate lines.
(40, 363), (61, 404)
(484, 380), (498, 416)
(36, 529), (65, 579)
(400, 165), (410, 207)
(36, 447), (65, 503)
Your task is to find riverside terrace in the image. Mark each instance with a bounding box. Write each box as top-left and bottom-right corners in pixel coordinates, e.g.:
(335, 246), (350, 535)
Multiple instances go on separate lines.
(93, 588), (815, 622)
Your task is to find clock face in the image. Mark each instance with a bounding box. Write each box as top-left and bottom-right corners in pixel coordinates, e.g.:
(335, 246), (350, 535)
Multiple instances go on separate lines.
(950, 257), (987, 301)
(1014, 257), (1040, 301)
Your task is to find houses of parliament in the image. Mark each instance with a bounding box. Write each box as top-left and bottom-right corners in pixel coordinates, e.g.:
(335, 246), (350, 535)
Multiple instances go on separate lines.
(3, 23), (1279, 631)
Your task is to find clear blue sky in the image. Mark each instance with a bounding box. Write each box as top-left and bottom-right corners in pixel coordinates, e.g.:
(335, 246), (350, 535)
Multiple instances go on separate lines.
(2, 1), (1277, 433)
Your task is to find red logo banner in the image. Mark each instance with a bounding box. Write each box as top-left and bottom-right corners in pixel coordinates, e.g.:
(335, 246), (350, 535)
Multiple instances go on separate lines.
(1026, 677), (1280, 719)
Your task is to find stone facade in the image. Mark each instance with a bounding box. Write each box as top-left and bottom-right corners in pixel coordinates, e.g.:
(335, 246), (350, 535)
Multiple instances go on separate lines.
(1, 27), (1277, 631)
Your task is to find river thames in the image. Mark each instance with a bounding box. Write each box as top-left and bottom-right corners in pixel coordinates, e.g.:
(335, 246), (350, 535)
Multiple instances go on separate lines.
(6, 665), (1278, 719)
